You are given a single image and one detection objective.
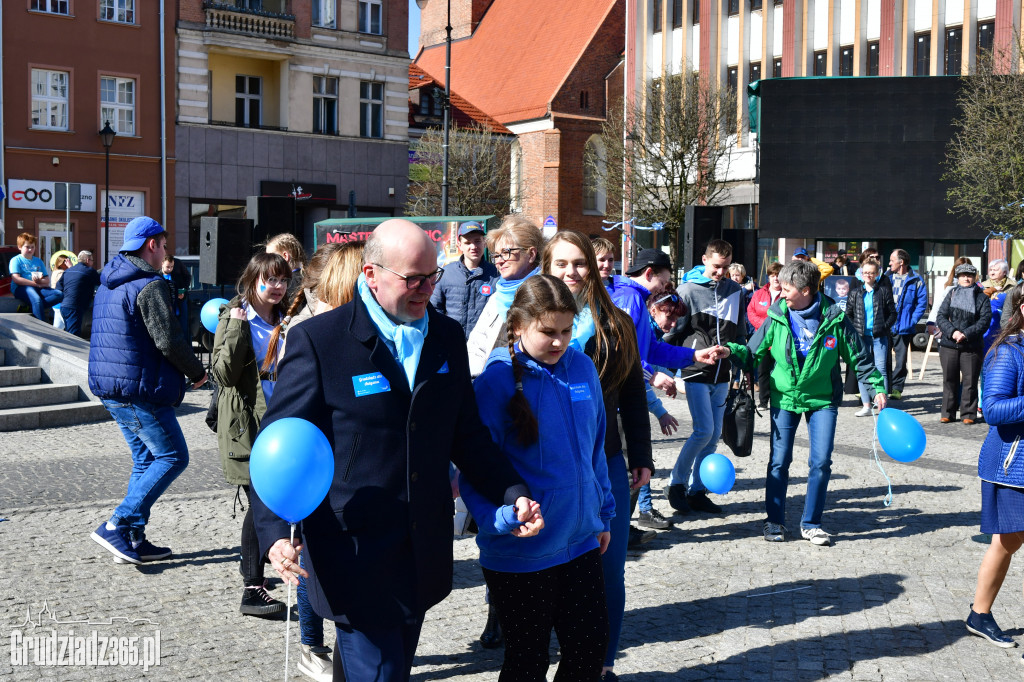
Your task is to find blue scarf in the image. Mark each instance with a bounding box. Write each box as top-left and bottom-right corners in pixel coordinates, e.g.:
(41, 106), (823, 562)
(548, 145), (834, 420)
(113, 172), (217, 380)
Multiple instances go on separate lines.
(357, 274), (429, 390)
(570, 303), (597, 352)
(788, 294), (823, 363)
(492, 267), (540, 321)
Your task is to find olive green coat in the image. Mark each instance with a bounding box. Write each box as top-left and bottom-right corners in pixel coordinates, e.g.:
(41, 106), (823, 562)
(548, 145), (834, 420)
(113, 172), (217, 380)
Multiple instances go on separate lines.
(210, 298), (269, 486)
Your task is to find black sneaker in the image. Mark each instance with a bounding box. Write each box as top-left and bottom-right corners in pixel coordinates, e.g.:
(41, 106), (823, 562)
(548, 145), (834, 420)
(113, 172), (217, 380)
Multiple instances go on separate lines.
(667, 484), (690, 514)
(240, 585), (286, 617)
(637, 509), (673, 529)
(627, 525), (656, 550)
(686, 492), (723, 514)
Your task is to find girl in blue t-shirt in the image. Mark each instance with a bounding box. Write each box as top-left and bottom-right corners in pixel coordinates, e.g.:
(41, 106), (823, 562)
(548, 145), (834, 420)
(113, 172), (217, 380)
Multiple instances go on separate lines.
(210, 252), (292, 619)
(461, 274), (614, 681)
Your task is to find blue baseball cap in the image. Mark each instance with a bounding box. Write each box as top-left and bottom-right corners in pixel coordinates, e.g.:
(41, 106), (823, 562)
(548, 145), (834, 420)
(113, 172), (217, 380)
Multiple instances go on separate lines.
(120, 217), (166, 252)
(457, 221), (485, 237)
(793, 247), (809, 257)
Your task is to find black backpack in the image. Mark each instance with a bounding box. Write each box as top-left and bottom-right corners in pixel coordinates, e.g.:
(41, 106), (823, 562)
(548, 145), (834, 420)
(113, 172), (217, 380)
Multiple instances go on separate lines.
(722, 375), (757, 458)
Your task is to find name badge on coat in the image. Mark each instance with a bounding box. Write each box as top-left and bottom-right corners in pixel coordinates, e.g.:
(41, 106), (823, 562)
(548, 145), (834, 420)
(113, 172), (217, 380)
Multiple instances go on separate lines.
(353, 372), (391, 397)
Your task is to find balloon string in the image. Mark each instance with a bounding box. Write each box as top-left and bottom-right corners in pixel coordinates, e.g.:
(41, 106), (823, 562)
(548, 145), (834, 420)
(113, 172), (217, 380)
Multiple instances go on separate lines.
(870, 407), (893, 507)
(284, 523), (295, 682)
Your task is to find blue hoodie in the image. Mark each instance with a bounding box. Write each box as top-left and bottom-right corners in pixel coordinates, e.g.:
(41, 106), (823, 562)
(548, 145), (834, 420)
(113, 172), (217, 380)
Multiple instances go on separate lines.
(461, 345), (615, 573)
(607, 275), (695, 375)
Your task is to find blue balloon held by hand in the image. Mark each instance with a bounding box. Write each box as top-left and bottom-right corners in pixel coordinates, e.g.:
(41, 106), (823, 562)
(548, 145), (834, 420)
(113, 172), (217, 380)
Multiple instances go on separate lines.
(201, 298), (230, 334)
(876, 408), (926, 462)
(250, 418), (334, 524)
(699, 453), (736, 495)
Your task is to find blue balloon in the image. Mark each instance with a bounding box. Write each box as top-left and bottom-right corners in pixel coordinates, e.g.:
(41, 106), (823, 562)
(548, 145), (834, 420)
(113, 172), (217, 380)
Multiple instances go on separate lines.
(876, 408), (926, 462)
(201, 298), (230, 334)
(699, 453), (736, 495)
(250, 418), (334, 524)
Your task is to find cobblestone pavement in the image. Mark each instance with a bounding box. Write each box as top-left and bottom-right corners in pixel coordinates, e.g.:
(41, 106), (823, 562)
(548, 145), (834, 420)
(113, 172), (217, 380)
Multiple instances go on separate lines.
(1, 364), (1020, 680)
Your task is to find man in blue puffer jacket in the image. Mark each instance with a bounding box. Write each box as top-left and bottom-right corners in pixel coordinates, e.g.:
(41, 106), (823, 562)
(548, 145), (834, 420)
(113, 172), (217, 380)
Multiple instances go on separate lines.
(887, 249), (929, 399)
(88, 217), (207, 566)
(430, 221), (499, 339)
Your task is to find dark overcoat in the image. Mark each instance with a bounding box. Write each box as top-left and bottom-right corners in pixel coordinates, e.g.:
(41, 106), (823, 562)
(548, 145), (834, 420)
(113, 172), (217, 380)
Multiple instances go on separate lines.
(252, 294), (528, 626)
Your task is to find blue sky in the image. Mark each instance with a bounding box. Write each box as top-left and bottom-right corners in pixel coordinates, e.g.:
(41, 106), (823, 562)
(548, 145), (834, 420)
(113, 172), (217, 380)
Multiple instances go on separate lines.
(408, 0), (421, 56)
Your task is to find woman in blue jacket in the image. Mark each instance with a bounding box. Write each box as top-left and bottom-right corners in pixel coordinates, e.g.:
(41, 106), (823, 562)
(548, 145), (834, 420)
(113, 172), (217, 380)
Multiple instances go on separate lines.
(461, 274), (615, 681)
(968, 280), (1024, 648)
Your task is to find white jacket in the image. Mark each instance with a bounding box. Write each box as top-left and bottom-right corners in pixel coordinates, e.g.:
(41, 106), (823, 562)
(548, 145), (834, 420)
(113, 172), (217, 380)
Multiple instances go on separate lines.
(466, 295), (505, 377)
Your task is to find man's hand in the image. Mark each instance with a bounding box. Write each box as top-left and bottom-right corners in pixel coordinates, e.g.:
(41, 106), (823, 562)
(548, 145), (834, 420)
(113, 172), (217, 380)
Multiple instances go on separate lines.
(952, 330), (967, 343)
(695, 345), (730, 364)
(657, 413), (679, 436)
(874, 393), (888, 410)
(191, 372), (208, 390)
(630, 467), (652, 490)
(598, 531), (611, 554)
(268, 537), (308, 586)
(511, 496), (544, 537)
(651, 372), (676, 398)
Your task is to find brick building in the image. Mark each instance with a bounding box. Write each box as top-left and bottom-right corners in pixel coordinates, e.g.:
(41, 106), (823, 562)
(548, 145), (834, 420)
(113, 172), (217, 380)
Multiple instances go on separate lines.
(175, 0), (410, 255)
(414, 0), (625, 236)
(1, 1), (175, 264)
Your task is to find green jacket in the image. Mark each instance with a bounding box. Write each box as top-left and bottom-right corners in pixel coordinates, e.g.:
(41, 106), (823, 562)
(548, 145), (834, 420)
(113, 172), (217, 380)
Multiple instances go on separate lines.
(727, 295), (885, 413)
(210, 298), (268, 486)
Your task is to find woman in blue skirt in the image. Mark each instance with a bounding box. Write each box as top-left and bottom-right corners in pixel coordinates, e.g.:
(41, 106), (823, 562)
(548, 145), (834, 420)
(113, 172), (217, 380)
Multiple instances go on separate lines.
(968, 281), (1024, 648)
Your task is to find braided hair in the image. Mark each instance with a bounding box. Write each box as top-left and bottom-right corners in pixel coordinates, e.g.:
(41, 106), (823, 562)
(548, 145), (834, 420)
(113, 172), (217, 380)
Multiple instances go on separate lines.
(504, 275), (578, 446)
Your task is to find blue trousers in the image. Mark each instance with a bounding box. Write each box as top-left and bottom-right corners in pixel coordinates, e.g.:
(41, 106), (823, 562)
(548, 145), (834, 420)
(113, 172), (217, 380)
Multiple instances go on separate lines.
(857, 334), (890, 404)
(103, 399), (189, 539)
(297, 555), (325, 647)
(334, 616), (423, 682)
(600, 452), (629, 668)
(671, 381), (729, 492)
(637, 482), (653, 513)
(766, 406), (838, 529)
(14, 285), (62, 321)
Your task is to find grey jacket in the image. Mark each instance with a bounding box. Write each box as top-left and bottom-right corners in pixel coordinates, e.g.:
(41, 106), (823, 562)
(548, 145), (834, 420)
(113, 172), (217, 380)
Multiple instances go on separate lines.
(430, 257), (499, 339)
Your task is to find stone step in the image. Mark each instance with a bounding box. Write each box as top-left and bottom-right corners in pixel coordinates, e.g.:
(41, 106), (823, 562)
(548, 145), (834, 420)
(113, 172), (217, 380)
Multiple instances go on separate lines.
(0, 383), (80, 409)
(0, 401), (109, 431)
(0, 365), (42, 387)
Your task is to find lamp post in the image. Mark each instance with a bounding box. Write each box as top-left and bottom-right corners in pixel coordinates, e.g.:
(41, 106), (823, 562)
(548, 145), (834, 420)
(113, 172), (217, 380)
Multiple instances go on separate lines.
(441, 0), (452, 217)
(99, 122), (116, 265)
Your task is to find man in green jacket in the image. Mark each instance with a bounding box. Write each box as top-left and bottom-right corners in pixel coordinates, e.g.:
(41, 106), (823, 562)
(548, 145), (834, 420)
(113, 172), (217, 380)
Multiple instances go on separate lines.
(720, 260), (887, 546)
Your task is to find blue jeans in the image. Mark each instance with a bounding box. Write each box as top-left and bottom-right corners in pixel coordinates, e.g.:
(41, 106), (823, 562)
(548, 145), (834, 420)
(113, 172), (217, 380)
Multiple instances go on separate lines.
(334, 616), (424, 682)
(103, 399), (189, 538)
(62, 306), (83, 337)
(600, 452), (629, 668)
(14, 285), (62, 321)
(297, 555), (324, 647)
(766, 406), (838, 529)
(637, 482), (653, 513)
(670, 381), (729, 492)
(857, 334), (890, 404)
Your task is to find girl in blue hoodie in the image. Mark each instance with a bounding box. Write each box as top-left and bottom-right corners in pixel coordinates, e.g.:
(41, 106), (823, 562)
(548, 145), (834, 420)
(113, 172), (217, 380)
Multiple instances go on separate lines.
(461, 274), (615, 682)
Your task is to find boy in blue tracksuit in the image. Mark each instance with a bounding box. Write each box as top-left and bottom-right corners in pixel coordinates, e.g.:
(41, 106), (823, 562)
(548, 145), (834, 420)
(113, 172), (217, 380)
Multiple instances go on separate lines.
(460, 274), (614, 681)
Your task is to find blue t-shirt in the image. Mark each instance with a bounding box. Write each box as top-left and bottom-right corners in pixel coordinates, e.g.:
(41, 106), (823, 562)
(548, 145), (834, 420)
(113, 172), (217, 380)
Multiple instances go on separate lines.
(246, 306), (278, 403)
(864, 288), (875, 336)
(9, 255), (48, 295)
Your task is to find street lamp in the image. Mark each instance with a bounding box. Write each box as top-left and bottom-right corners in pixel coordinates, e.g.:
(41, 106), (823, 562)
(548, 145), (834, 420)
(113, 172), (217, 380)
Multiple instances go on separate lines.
(99, 122), (116, 265)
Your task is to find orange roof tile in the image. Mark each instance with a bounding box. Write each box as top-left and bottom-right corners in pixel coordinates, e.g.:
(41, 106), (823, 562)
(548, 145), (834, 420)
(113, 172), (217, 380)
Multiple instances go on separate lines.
(415, 0), (618, 125)
(408, 63), (511, 134)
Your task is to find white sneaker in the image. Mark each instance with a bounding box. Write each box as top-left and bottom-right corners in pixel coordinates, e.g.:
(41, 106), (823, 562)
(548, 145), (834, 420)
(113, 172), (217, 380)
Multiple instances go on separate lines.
(854, 405), (872, 417)
(298, 645), (333, 682)
(801, 527), (832, 546)
(763, 521), (786, 542)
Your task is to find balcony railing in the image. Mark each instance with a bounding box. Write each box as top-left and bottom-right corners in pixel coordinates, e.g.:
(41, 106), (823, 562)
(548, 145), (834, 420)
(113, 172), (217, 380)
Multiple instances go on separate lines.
(203, 2), (295, 39)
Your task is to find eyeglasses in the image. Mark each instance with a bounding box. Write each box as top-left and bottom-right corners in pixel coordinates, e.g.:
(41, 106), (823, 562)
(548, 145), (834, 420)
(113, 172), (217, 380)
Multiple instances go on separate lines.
(264, 276), (291, 287)
(491, 247), (524, 263)
(374, 263), (444, 289)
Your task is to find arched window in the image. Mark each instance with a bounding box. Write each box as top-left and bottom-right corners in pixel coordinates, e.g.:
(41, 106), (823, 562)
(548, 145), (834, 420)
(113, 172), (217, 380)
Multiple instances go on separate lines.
(510, 139), (524, 213)
(583, 136), (606, 215)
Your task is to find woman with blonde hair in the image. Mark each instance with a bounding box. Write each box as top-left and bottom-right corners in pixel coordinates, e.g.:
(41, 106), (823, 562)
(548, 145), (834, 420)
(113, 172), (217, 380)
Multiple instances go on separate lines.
(266, 232), (308, 300)
(466, 215), (545, 376)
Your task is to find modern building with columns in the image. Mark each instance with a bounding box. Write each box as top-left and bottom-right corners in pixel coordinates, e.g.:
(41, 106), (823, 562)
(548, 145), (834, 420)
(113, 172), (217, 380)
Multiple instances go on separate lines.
(628, 0), (1020, 272)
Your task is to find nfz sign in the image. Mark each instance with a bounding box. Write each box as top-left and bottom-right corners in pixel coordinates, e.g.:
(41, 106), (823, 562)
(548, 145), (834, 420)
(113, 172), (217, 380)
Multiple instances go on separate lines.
(8, 179), (97, 212)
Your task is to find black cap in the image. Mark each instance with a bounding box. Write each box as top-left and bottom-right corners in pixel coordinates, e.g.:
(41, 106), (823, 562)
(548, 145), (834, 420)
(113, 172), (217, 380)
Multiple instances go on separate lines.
(626, 248), (672, 276)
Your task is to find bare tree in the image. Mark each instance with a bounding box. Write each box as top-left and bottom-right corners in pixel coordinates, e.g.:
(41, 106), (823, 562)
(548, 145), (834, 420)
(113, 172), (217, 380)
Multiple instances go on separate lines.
(406, 123), (517, 219)
(944, 41), (1024, 236)
(585, 69), (734, 261)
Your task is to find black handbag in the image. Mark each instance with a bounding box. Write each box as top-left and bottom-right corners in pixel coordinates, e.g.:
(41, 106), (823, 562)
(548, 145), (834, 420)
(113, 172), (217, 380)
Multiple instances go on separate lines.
(205, 381), (219, 433)
(722, 374), (757, 458)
